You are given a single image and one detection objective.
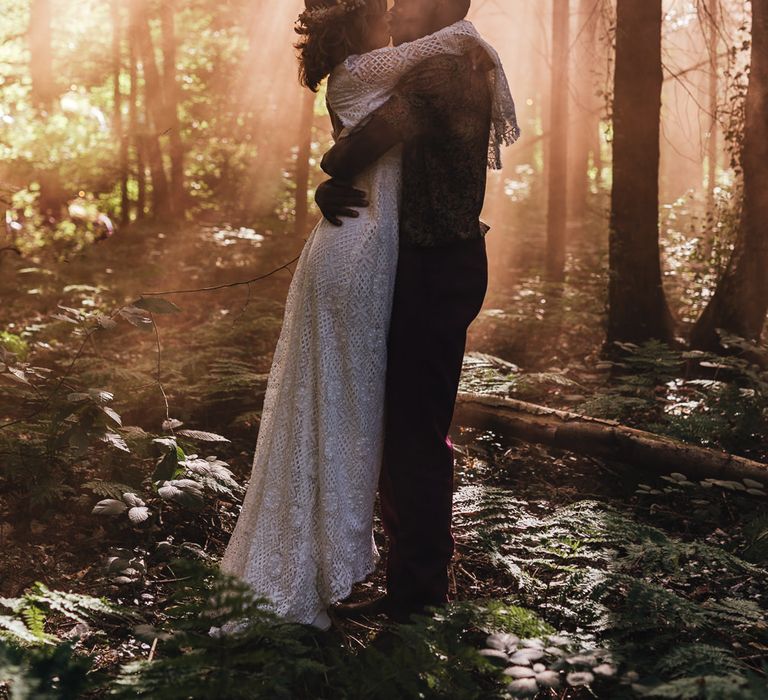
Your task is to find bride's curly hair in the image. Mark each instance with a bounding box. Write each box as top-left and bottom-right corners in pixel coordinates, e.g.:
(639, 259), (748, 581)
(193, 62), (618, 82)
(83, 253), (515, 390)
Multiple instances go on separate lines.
(295, 0), (375, 92)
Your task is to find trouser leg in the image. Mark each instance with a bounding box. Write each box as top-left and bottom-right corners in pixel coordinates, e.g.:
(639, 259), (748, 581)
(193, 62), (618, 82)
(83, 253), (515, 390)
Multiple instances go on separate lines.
(379, 237), (488, 611)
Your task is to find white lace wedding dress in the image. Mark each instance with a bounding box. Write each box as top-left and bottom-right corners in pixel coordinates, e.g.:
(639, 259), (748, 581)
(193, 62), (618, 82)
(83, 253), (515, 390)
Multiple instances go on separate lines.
(214, 21), (519, 633)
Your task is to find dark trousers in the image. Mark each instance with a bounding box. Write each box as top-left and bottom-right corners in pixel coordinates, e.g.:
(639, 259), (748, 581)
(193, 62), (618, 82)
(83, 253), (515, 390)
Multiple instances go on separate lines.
(379, 235), (488, 612)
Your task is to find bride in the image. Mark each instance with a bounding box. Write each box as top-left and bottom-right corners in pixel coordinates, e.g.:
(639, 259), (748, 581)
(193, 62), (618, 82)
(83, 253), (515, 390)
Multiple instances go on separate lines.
(216, 0), (515, 632)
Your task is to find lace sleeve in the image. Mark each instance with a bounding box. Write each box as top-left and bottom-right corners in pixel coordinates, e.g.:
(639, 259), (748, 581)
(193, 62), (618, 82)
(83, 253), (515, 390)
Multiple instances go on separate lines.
(341, 19), (520, 168)
(344, 21), (478, 90)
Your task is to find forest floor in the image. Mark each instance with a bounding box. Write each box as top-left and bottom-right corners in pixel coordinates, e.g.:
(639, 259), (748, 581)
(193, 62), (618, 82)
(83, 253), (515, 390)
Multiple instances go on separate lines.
(1, 213), (767, 698)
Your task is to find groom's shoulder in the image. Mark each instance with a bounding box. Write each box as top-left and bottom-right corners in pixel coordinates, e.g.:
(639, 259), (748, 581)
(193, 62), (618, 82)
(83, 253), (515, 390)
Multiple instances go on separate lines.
(398, 53), (473, 93)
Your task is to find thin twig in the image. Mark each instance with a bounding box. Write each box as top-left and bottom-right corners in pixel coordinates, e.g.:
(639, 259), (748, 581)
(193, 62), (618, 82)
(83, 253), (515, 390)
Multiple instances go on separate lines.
(140, 255), (301, 297)
(150, 313), (171, 430)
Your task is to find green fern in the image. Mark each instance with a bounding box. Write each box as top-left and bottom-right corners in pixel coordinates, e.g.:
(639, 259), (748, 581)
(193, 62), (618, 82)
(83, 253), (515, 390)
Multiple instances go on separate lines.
(111, 561), (549, 700)
(0, 583), (138, 648)
(455, 487), (768, 694)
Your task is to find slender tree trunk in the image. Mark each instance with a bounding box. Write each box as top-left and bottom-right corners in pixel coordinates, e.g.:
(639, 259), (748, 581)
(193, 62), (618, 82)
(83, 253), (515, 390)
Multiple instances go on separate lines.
(128, 33), (146, 221)
(294, 90), (315, 236)
(607, 0), (674, 345)
(546, 0), (570, 282)
(29, 0), (55, 110)
(111, 0), (130, 226)
(706, 0), (720, 214)
(237, 3), (303, 219)
(568, 0), (599, 224)
(691, 0), (768, 347)
(142, 96), (171, 221)
(29, 0), (65, 221)
(130, 0), (171, 220)
(159, 0), (185, 218)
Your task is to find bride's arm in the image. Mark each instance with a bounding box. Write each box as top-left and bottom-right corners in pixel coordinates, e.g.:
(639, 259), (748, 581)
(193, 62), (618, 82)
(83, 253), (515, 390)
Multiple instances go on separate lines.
(327, 103), (345, 142)
(321, 54), (469, 180)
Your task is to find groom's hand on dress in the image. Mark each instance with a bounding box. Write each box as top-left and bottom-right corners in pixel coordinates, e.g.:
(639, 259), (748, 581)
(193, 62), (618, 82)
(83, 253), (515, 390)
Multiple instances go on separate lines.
(315, 179), (369, 227)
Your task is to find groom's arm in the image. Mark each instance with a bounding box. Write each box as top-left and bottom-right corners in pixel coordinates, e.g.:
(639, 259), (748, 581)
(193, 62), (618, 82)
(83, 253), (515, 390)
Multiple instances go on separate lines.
(320, 55), (462, 181)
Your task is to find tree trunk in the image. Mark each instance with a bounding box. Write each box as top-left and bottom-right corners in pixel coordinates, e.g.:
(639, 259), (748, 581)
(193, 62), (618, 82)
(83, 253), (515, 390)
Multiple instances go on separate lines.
(28, 0), (56, 110)
(607, 0), (674, 345)
(159, 0), (185, 219)
(294, 90), (315, 237)
(706, 0), (720, 214)
(691, 0), (768, 348)
(143, 96), (171, 221)
(237, 2), (304, 219)
(29, 0), (66, 222)
(568, 0), (599, 224)
(454, 393), (768, 487)
(128, 31), (146, 221)
(130, 0), (171, 220)
(546, 0), (570, 282)
(111, 0), (130, 226)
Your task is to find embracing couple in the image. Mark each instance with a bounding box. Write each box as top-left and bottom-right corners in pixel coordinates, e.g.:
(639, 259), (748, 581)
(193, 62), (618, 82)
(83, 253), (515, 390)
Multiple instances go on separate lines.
(216, 0), (519, 632)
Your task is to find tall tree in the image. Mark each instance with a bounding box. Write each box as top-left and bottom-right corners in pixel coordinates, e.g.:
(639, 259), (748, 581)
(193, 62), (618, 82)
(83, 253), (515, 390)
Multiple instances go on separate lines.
(607, 0), (674, 345)
(691, 0), (768, 347)
(130, 0), (171, 220)
(546, 0), (570, 281)
(568, 0), (601, 224)
(28, 0), (55, 110)
(706, 0), (720, 214)
(29, 0), (65, 220)
(128, 31), (146, 221)
(111, 0), (130, 226)
(237, 1), (304, 219)
(159, 0), (186, 218)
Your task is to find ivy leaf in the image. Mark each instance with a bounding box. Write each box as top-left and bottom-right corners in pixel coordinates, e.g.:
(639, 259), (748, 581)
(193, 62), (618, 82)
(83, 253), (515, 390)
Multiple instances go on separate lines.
(128, 506), (150, 525)
(119, 306), (154, 331)
(122, 493), (145, 508)
(96, 315), (118, 330)
(102, 406), (122, 426)
(182, 458), (243, 499)
(88, 389), (114, 404)
(6, 367), (30, 385)
(133, 297), (181, 314)
(102, 432), (130, 453)
(157, 479), (205, 509)
(177, 429), (231, 443)
(92, 499), (128, 516)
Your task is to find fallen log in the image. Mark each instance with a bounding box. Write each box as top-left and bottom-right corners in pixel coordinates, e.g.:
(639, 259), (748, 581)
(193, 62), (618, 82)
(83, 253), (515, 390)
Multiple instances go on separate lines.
(454, 393), (768, 488)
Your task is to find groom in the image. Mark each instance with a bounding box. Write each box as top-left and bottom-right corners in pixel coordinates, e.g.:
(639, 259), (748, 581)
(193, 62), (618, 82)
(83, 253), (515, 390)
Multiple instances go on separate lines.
(317, 0), (492, 623)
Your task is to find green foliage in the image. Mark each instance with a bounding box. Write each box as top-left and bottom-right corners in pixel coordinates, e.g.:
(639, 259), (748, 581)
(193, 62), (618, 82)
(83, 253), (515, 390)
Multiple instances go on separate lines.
(0, 640), (94, 700)
(455, 486), (768, 698)
(0, 334), (28, 362)
(742, 513), (768, 564)
(0, 584), (138, 698)
(109, 561), (548, 700)
(576, 340), (768, 456)
(0, 583), (136, 648)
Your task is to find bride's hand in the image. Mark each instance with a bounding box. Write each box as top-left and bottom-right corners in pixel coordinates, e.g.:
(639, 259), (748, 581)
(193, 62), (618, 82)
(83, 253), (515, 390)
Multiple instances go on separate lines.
(315, 179), (369, 227)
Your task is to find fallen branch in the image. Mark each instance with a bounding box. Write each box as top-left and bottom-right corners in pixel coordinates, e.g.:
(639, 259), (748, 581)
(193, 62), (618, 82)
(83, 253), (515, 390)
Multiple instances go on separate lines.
(454, 393), (768, 487)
